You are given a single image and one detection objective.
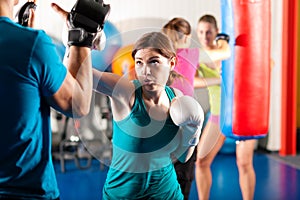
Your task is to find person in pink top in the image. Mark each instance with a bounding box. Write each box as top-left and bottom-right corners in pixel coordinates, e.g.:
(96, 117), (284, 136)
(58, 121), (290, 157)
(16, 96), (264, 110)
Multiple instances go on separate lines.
(163, 17), (199, 98)
(172, 48), (199, 96)
(162, 17), (199, 200)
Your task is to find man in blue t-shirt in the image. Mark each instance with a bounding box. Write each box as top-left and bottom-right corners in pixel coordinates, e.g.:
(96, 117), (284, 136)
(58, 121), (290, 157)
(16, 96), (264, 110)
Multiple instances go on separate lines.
(0, 0), (109, 199)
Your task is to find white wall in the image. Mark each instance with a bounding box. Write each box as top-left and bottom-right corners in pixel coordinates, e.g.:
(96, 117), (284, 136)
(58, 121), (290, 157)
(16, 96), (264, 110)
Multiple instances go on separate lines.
(106, 0), (220, 27)
(105, 0), (221, 41)
(18, 0), (221, 41)
(267, 0), (282, 151)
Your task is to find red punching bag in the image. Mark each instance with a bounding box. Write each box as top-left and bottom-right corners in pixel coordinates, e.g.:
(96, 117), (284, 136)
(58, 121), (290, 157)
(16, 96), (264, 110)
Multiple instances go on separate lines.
(232, 0), (271, 138)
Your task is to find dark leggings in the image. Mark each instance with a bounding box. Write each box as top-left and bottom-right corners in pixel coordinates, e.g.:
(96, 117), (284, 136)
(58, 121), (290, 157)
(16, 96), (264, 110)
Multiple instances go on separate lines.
(174, 148), (197, 200)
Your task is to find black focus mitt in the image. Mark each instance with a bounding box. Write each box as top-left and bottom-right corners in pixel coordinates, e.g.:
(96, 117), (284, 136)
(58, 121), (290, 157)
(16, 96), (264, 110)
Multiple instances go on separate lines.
(67, 0), (110, 48)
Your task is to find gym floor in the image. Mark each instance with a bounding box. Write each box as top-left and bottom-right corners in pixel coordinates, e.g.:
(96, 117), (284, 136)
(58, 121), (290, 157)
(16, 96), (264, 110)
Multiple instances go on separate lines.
(53, 150), (300, 200)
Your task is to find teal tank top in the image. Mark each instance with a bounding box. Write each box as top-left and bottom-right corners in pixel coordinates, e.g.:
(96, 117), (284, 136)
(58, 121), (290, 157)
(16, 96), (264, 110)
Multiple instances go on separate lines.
(103, 80), (184, 200)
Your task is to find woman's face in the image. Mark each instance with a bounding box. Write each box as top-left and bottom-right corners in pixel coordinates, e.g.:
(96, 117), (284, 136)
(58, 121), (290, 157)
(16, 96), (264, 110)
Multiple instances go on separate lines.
(134, 49), (175, 91)
(196, 21), (218, 49)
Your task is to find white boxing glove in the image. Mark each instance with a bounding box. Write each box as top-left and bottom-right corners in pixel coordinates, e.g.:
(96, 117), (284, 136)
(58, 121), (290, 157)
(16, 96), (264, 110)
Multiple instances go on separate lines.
(170, 95), (204, 146)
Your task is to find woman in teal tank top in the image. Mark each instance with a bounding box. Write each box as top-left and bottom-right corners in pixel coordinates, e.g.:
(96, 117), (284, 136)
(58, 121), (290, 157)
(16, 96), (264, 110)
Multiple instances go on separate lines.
(93, 32), (197, 199)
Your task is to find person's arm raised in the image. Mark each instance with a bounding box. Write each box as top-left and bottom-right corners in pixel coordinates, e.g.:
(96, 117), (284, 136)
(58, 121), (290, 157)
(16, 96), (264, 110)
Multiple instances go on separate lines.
(46, 3), (93, 118)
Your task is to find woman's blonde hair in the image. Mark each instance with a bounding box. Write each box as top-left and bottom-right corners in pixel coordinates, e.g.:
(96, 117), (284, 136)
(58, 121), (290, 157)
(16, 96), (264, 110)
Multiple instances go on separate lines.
(162, 17), (191, 49)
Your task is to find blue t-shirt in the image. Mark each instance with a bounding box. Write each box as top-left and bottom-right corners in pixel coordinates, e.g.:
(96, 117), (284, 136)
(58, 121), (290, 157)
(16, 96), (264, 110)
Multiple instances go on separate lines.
(0, 17), (67, 199)
(103, 80), (184, 200)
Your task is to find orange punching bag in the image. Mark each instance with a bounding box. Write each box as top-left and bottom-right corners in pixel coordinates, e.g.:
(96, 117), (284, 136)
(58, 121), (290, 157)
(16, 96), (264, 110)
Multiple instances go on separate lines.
(232, 0), (271, 138)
